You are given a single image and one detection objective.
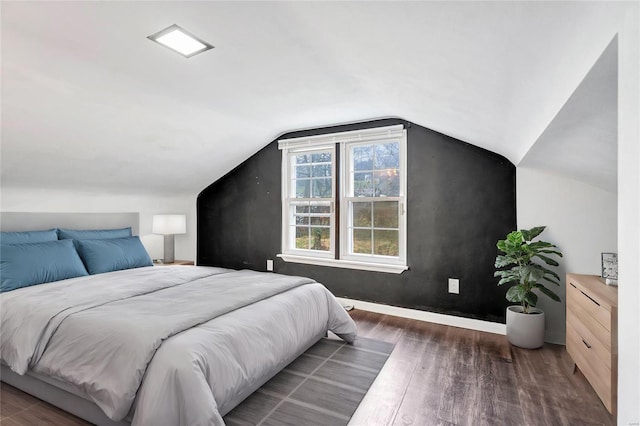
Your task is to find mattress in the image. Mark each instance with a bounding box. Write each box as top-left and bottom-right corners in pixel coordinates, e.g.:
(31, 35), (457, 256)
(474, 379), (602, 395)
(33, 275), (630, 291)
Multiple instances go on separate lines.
(0, 266), (357, 425)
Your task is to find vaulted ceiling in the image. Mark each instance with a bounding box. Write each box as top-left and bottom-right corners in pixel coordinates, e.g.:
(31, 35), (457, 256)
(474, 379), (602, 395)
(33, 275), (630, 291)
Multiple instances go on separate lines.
(0, 1), (630, 195)
(520, 37), (618, 193)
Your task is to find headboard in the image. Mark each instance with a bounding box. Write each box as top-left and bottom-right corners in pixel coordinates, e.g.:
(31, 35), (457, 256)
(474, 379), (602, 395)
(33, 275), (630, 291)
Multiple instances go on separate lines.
(0, 212), (140, 235)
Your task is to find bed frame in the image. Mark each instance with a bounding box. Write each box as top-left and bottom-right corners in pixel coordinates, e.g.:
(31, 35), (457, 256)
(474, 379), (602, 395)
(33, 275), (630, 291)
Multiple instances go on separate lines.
(1, 365), (130, 426)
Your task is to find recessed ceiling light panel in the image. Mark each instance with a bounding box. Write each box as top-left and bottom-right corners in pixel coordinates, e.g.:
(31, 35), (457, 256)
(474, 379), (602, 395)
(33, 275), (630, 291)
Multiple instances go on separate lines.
(148, 24), (214, 58)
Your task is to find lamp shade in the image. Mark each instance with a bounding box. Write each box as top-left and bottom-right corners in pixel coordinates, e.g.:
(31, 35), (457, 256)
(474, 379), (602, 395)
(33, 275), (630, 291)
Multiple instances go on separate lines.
(152, 214), (186, 235)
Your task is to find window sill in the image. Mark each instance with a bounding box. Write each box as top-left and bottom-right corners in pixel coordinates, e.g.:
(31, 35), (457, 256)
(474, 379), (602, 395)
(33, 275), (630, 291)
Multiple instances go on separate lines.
(277, 254), (408, 274)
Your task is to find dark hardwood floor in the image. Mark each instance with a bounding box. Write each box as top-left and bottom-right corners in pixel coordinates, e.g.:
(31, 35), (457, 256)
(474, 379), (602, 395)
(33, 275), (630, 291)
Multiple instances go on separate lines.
(349, 310), (614, 426)
(0, 309), (614, 425)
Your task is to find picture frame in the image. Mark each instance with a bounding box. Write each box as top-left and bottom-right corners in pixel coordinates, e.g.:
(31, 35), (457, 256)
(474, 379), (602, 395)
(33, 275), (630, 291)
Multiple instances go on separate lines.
(601, 252), (618, 280)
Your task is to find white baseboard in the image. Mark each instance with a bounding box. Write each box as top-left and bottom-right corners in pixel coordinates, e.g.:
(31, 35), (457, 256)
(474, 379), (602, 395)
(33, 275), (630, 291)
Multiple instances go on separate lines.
(337, 297), (506, 336)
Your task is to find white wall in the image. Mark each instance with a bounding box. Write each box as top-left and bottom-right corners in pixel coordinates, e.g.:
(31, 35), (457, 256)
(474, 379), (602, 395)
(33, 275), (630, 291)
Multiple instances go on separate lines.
(617, 3), (639, 423)
(516, 167), (617, 344)
(0, 186), (198, 261)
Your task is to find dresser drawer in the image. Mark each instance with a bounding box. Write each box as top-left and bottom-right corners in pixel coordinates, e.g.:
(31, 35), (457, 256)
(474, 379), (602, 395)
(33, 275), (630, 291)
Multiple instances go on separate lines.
(567, 279), (611, 332)
(567, 308), (611, 370)
(567, 289), (612, 352)
(567, 322), (613, 412)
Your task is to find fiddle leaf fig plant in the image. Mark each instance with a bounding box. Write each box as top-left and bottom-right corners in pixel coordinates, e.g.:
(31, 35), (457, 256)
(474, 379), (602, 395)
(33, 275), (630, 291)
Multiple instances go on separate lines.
(494, 226), (563, 314)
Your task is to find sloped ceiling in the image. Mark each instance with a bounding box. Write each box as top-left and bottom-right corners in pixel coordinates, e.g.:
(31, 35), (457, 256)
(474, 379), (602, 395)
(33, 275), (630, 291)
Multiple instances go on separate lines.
(520, 37), (618, 193)
(0, 1), (631, 195)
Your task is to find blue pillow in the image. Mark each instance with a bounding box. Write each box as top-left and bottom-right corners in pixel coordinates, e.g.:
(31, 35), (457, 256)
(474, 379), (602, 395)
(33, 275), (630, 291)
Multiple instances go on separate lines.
(0, 240), (89, 293)
(1, 229), (58, 245)
(76, 236), (152, 275)
(58, 227), (132, 241)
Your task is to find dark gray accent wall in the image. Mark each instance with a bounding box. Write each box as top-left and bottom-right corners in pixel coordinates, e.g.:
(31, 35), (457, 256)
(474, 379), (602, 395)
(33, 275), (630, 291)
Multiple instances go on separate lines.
(198, 118), (516, 323)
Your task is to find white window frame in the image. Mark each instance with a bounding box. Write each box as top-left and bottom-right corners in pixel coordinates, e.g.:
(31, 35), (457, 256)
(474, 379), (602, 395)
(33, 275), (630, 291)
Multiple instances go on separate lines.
(278, 125), (408, 274)
(280, 145), (336, 260)
(340, 135), (407, 267)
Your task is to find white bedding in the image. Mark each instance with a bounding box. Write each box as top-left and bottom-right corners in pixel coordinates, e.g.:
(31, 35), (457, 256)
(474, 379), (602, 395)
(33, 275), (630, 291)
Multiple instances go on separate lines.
(0, 266), (357, 425)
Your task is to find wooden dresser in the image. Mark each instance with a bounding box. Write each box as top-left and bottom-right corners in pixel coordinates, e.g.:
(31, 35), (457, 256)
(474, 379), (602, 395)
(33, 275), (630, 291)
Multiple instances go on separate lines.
(566, 273), (618, 415)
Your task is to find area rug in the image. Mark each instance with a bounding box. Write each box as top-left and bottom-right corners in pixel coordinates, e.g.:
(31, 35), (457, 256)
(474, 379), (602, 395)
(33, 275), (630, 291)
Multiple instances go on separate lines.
(224, 336), (395, 426)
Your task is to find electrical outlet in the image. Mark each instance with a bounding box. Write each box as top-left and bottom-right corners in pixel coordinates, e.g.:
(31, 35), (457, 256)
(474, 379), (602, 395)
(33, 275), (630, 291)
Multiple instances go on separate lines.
(448, 278), (459, 294)
(266, 259), (274, 272)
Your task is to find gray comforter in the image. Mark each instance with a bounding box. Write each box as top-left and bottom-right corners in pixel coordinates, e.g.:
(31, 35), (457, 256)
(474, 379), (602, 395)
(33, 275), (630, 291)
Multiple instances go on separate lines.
(0, 266), (357, 425)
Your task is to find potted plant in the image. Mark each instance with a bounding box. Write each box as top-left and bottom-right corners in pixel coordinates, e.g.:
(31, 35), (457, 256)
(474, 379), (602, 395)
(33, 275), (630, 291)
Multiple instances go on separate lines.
(494, 226), (563, 349)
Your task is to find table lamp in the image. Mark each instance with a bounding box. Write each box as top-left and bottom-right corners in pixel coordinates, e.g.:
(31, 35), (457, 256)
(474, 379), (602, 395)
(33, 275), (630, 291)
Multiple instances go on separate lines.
(152, 214), (186, 263)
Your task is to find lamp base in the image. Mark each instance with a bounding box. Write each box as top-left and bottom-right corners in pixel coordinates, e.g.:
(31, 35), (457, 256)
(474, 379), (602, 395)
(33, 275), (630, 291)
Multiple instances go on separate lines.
(163, 234), (175, 264)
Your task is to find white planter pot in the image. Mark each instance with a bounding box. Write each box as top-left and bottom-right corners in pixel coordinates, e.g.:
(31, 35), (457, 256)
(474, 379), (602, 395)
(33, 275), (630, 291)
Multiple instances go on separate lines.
(506, 305), (545, 349)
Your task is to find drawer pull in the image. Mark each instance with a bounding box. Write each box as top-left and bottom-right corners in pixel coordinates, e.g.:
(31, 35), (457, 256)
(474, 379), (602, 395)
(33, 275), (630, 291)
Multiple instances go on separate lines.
(579, 290), (600, 306)
(582, 339), (592, 349)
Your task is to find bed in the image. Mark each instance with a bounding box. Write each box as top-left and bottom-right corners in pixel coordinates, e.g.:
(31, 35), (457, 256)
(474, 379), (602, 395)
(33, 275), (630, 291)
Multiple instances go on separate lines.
(0, 213), (357, 426)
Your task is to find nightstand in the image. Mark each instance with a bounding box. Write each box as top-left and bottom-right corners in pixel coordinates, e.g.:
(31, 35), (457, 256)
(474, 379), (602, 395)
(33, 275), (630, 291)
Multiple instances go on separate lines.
(153, 260), (194, 266)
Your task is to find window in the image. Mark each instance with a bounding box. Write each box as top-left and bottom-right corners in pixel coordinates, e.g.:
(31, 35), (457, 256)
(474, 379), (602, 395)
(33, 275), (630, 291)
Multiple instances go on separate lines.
(342, 141), (404, 263)
(284, 147), (335, 258)
(279, 125), (407, 274)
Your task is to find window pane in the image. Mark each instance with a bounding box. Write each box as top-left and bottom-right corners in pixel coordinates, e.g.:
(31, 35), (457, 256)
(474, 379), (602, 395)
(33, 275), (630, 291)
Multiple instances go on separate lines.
(310, 204), (330, 214)
(352, 202), (372, 227)
(374, 230), (399, 256)
(310, 216), (330, 226)
(353, 172), (373, 197)
(373, 201), (398, 228)
(309, 227), (330, 251)
(295, 204), (310, 214)
(295, 227), (309, 249)
(296, 165), (311, 179)
(295, 179), (310, 198)
(353, 229), (372, 254)
(295, 154), (311, 164)
(295, 215), (309, 225)
(353, 145), (373, 171)
(311, 178), (332, 198)
(312, 164), (331, 178)
(374, 142), (400, 169)
(374, 170), (400, 196)
(311, 152), (332, 163)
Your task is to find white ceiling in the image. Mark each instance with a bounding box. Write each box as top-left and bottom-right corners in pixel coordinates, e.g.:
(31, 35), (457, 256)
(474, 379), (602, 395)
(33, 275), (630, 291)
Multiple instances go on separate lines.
(520, 36), (618, 193)
(0, 1), (631, 195)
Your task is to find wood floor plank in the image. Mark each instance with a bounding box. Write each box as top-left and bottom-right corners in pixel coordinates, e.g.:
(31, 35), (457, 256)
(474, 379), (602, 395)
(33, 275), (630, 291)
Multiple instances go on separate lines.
(0, 400), (23, 420)
(0, 416), (24, 426)
(390, 335), (448, 426)
(0, 308), (616, 426)
(436, 329), (483, 425)
(349, 324), (429, 425)
(511, 343), (614, 426)
(0, 383), (39, 412)
(358, 312), (407, 344)
(4, 402), (90, 426)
